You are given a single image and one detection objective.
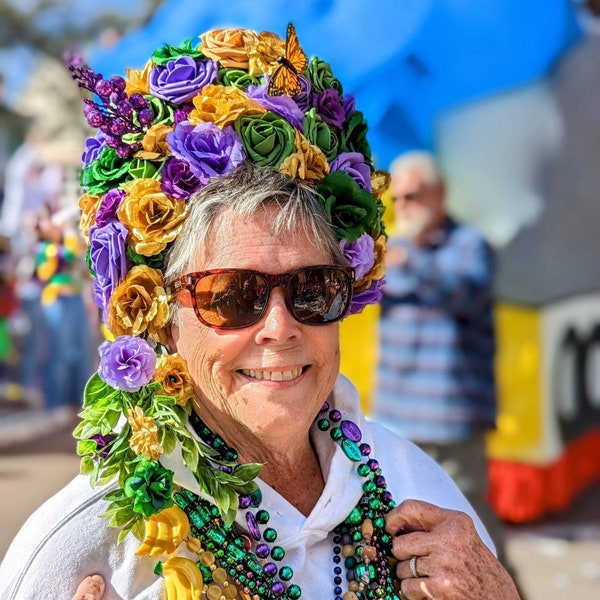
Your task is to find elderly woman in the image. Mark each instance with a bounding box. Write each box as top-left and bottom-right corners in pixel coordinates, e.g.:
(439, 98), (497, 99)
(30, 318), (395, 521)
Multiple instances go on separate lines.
(0, 24), (519, 600)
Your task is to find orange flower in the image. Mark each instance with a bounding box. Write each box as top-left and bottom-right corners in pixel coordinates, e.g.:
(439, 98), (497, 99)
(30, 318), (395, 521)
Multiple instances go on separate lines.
(106, 265), (170, 344)
(354, 235), (386, 292)
(78, 192), (102, 241)
(188, 84), (265, 129)
(135, 124), (174, 161)
(117, 179), (188, 257)
(153, 353), (195, 407)
(127, 406), (163, 460)
(279, 131), (330, 185)
(199, 28), (260, 69)
(125, 61), (152, 96)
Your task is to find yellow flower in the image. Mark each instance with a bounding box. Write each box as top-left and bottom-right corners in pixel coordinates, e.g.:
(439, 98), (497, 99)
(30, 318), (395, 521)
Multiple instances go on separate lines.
(117, 179), (188, 257)
(279, 131), (330, 185)
(199, 28), (260, 69)
(125, 60), (152, 96)
(188, 84), (265, 129)
(153, 353), (195, 407)
(127, 406), (163, 460)
(247, 31), (285, 77)
(135, 124), (174, 161)
(107, 264), (170, 344)
(355, 235), (387, 292)
(78, 192), (101, 241)
(371, 169), (391, 199)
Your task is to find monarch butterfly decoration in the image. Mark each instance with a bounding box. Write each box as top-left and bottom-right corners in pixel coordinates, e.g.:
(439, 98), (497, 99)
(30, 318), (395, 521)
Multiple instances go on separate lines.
(267, 22), (308, 97)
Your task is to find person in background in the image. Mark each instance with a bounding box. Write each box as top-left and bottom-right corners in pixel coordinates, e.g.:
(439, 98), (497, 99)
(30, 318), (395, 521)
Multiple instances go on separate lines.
(371, 150), (511, 566)
(0, 26), (519, 600)
(33, 203), (92, 422)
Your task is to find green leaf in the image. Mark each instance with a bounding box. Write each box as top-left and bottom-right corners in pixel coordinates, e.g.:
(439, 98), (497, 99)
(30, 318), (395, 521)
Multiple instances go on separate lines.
(80, 456), (95, 475)
(77, 440), (98, 456)
(232, 463), (263, 482)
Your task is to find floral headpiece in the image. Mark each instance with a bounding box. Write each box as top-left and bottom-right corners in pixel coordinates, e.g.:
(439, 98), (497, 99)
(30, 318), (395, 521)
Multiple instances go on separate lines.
(68, 24), (388, 541)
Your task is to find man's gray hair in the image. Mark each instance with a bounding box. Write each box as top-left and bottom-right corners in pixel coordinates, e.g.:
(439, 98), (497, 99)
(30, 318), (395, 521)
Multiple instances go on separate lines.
(163, 162), (346, 287)
(389, 150), (443, 187)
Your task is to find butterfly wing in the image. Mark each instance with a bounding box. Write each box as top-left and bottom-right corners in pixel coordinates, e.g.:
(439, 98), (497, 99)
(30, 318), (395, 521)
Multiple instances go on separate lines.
(285, 22), (308, 74)
(267, 23), (307, 97)
(268, 64), (298, 96)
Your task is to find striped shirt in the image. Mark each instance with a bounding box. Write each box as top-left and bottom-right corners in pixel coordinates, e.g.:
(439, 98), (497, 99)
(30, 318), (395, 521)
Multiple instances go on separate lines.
(372, 217), (497, 443)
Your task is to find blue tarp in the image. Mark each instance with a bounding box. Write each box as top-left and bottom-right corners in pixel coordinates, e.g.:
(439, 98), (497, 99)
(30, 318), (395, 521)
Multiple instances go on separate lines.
(91, 0), (582, 169)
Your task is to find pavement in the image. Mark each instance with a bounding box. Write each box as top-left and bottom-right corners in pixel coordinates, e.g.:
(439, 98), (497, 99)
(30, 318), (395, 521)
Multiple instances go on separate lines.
(0, 400), (599, 599)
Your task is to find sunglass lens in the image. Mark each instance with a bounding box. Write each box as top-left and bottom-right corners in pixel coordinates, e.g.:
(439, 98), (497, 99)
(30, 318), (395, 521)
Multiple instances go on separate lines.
(194, 272), (267, 328)
(289, 268), (351, 324)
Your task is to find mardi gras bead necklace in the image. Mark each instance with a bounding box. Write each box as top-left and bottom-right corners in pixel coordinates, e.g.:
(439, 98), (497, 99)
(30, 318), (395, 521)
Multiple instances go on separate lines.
(149, 403), (402, 600)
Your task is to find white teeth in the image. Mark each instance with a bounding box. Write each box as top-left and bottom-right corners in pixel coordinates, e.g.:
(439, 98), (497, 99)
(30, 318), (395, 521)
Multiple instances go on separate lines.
(241, 368), (302, 381)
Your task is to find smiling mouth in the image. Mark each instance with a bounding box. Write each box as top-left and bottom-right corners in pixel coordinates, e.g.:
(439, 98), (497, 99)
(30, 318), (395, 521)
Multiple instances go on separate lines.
(239, 367), (305, 381)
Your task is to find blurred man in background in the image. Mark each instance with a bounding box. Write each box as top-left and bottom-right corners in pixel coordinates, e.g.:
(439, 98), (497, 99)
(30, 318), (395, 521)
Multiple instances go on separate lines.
(372, 150), (508, 563)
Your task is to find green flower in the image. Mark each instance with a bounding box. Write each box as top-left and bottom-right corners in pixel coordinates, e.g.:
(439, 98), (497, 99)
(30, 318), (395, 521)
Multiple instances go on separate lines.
(302, 108), (339, 162)
(124, 458), (174, 517)
(217, 68), (260, 90)
(80, 147), (131, 195)
(126, 245), (167, 270)
(128, 158), (159, 180)
(151, 39), (204, 65)
(234, 111), (295, 168)
(316, 171), (380, 242)
(340, 111), (373, 167)
(306, 57), (343, 94)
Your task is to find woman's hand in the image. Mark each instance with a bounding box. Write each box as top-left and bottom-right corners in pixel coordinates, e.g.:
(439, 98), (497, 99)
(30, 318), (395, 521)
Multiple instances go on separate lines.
(72, 574), (105, 600)
(386, 499), (521, 600)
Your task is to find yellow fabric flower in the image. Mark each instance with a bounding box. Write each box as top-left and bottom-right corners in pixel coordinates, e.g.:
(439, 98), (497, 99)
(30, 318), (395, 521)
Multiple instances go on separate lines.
(188, 84), (265, 129)
(125, 61), (152, 96)
(127, 406), (163, 460)
(199, 28), (260, 69)
(153, 353), (195, 407)
(355, 235), (387, 292)
(135, 124), (174, 161)
(78, 192), (101, 241)
(247, 31), (285, 77)
(371, 169), (391, 199)
(117, 179), (188, 257)
(279, 131), (330, 185)
(107, 264), (170, 344)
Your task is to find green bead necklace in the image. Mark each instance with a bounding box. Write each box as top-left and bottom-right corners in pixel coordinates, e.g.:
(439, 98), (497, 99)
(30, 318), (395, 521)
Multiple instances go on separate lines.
(173, 402), (402, 600)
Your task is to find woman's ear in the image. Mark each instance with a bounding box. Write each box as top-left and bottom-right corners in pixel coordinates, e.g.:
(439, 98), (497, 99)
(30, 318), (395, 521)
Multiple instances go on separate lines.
(166, 322), (178, 354)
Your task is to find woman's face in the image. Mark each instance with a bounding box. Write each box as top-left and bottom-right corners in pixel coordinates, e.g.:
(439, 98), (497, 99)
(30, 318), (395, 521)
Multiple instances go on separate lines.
(169, 207), (341, 448)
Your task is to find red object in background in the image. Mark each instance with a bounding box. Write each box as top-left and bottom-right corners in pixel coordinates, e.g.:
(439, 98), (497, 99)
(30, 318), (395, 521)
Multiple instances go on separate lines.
(0, 278), (18, 318)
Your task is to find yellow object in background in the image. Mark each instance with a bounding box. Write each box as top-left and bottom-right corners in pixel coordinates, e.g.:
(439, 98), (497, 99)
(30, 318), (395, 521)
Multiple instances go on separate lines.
(340, 303), (380, 415)
(487, 303), (544, 462)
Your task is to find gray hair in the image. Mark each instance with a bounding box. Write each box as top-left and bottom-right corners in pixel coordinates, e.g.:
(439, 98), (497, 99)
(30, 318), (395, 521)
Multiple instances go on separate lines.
(163, 163), (346, 287)
(389, 150), (443, 187)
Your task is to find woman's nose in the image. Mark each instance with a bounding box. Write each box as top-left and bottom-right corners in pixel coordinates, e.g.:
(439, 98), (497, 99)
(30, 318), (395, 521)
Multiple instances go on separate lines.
(254, 287), (301, 343)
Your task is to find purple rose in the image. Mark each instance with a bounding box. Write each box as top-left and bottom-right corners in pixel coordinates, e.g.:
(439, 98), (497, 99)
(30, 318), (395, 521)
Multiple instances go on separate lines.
(160, 157), (201, 200)
(293, 75), (312, 113)
(81, 131), (106, 166)
(349, 278), (385, 315)
(149, 56), (218, 105)
(330, 152), (372, 192)
(89, 221), (129, 318)
(342, 94), (356, 119)
(340, 233), (375, 280)
(247, 79), (304, 131)
(311, 89), (346, 129)
(97, 335), (156, 392)
(166, 121), (245, 185)
(95, 188), (126, 226)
